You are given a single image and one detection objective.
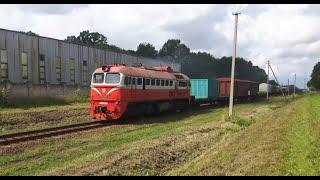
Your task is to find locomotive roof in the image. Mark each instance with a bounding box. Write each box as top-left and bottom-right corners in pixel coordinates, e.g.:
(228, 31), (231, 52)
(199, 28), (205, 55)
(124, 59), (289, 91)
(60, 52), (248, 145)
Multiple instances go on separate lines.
(93, 65), (190, 80)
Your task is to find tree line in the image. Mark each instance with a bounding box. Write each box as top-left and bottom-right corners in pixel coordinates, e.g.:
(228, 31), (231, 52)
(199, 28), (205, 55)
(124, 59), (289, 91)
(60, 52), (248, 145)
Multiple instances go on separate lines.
(308, 62), (320, 90)
(27, 30), (268, 83)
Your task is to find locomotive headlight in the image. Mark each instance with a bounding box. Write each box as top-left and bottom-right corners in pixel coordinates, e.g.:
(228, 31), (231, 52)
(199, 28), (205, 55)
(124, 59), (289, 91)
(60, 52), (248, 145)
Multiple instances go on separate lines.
(115, 101), (120, 105)
(99, 102), (108, 105)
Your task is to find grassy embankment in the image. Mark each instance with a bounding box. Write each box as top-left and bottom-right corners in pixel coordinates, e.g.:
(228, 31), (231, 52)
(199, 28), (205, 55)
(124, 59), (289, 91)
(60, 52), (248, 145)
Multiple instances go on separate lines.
(170, 93), (320, 175)
(0, 95), (303, 176)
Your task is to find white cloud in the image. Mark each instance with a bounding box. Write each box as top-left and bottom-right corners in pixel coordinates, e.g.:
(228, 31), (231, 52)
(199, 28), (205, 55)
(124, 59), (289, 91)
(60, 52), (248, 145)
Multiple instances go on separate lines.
(0, 4), (318, 88)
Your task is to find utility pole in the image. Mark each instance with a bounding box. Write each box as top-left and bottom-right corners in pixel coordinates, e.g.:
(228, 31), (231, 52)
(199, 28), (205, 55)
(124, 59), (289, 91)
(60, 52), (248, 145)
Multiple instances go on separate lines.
(269, 63), (285, 97)
(288, 79), (290, 96)
(304, 78), (306, 90)
(229, 12), (240, 118)
(267, 60), (270, 100)
(294, 73), (296, 97)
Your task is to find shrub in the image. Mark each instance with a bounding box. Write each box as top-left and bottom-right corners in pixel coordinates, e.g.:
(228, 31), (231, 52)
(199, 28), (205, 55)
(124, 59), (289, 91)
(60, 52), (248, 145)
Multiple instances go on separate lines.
(232, 116), (255, 128)
(0, 88), (9, 107)
(71, 89), (88, 102)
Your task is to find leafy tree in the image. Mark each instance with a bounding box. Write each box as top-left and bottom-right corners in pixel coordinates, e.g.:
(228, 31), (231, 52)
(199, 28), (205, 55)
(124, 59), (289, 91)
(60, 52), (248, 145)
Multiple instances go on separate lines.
(136, 43), (157, 58)
(181, 54), (267, 83)
(65, 35), (80, 44)
(158, 39), (190, 61)
(25, 31), (39, 36)
(307, 81), (311, 88)
(309, 62), (320, 90)
(107, 44), (124, 53)
(126, 49), (137, 55)
(65, 30), (108, 49)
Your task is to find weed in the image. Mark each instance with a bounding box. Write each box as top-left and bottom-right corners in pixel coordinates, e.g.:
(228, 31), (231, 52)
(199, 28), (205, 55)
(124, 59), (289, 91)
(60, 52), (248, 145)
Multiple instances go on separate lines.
(0, 88), (9, 107)
(232, 116), (255, 128)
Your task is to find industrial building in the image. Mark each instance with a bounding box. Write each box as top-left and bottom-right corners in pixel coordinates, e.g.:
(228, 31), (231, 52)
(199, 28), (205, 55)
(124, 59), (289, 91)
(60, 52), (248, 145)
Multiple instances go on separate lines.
(0, 28), (181, 97)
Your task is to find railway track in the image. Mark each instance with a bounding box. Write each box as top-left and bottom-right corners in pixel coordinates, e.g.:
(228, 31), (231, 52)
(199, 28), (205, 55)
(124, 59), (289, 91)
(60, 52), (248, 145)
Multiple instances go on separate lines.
(0, 121), (109, 146)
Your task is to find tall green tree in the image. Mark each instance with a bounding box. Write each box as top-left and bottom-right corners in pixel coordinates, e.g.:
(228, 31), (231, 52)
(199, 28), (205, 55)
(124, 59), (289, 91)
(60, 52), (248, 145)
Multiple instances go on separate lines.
(309, 62), (320, 90)
(65, 30), (108, 49)
(158, 39), (190, 61)
(136, 43), (157, 58)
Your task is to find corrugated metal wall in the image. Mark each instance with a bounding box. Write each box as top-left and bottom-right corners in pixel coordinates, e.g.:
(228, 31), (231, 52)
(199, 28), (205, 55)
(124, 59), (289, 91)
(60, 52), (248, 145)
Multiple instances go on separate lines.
(0, 28), (181, 86)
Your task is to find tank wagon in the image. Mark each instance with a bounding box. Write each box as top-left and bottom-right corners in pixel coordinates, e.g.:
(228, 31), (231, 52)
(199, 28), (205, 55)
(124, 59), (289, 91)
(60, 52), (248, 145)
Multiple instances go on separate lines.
(90, 64), (190, 121)
(259, 83), (281, 95)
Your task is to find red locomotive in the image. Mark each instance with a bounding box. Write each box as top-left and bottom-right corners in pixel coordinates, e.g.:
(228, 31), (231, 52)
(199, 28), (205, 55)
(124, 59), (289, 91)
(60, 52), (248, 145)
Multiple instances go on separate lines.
(90, 64), (191, 121)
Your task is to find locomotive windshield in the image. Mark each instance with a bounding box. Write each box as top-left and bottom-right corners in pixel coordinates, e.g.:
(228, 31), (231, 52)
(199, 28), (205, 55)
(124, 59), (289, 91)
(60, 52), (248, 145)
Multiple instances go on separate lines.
(93, 73), (104, 83)
(106, 73), (120, 84)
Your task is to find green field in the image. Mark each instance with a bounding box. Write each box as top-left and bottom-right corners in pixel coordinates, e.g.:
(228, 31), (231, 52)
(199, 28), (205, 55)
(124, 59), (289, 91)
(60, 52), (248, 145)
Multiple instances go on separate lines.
(0, 93), (319, 175)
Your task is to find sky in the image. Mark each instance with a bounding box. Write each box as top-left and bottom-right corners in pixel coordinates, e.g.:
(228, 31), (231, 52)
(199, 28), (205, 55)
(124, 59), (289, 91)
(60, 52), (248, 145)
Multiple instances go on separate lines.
(0, 4), (319, 88)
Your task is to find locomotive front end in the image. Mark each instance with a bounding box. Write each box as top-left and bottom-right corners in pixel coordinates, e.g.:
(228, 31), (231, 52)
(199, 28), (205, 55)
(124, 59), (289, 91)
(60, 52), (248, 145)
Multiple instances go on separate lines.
(90, 67), (127, 121)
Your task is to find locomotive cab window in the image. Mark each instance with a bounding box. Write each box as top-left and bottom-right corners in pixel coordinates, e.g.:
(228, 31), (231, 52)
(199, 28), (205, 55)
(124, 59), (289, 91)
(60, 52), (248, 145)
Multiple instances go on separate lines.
(106, 73), (120, 84)
(93, 73), (104, 83)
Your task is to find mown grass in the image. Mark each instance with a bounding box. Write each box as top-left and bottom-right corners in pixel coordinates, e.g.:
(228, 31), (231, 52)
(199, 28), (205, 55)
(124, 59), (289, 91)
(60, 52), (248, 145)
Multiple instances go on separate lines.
(167, 93), (320, 176)
(0, 96), (292, 176)
(168, 95), (303, 176)
(280, 93), (320, 175)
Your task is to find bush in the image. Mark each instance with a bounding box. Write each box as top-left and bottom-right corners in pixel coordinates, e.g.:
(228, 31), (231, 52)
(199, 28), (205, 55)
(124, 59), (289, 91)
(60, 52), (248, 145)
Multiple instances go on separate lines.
(232, 116), (255, 128)
(0, 88), (9, 107)
(70, 89), (89, 102)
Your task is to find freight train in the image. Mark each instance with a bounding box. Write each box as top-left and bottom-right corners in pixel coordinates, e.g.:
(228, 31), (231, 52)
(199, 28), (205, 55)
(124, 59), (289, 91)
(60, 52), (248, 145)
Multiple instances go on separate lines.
(90, 64), (259, 121)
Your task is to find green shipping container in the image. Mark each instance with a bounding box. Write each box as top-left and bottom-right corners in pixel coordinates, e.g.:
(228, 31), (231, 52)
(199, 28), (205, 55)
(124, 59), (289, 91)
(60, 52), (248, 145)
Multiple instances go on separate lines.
(190, 79), (219, 100)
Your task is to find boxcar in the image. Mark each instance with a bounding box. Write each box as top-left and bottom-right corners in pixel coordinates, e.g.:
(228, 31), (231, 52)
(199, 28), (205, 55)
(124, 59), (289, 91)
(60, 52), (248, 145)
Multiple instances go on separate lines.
(216, 77), (259, 99)
(190, 79), (219, 103)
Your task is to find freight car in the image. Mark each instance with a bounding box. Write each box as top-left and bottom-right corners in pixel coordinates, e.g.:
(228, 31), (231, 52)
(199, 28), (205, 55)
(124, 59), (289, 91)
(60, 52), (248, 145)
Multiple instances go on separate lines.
(90, 64), (191, 121)
(216, 77), (259, 101)
(190, 77), (259, 104)
(258, 83), (281, 95)
(190, 79), (220, 104)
